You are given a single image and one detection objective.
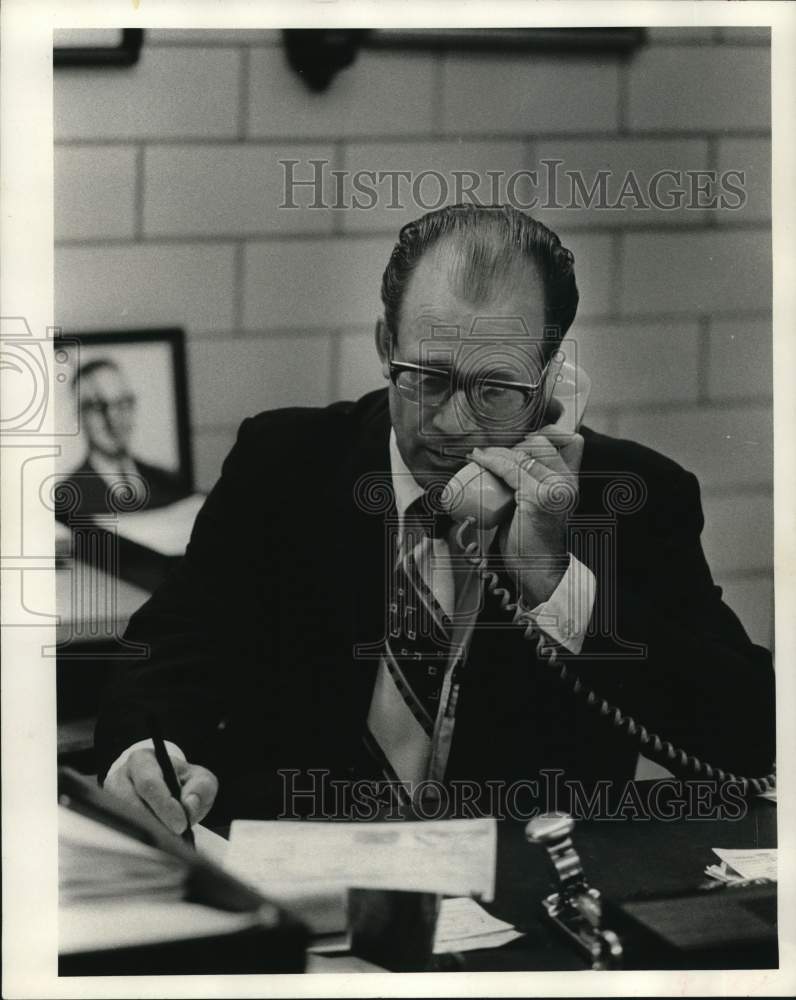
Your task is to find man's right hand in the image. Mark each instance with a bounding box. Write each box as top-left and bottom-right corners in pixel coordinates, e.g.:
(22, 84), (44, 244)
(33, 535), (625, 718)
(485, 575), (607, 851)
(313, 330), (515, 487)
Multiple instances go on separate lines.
(103, 748), (219, 835)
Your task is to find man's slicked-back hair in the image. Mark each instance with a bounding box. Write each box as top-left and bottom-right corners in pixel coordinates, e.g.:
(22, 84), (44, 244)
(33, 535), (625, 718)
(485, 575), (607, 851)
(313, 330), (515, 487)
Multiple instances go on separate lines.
(70, 356), (120, 393)
(380, 204), (579, 349)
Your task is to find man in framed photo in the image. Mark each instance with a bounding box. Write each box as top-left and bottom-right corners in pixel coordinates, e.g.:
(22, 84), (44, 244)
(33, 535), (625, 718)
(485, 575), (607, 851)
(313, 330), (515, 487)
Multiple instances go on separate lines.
(57, 356), (188, 518)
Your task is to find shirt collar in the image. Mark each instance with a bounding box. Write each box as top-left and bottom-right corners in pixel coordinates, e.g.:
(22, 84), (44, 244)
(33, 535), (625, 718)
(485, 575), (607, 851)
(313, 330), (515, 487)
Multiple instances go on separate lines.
(86, 453), (138, 480)
(388, 430), (425, 532)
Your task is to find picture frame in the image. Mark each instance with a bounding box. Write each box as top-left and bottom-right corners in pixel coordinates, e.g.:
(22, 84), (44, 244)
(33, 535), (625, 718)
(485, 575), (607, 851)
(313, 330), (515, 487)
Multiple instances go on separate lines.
(53, 327), (195, 509)
(53, 28), (144, 69)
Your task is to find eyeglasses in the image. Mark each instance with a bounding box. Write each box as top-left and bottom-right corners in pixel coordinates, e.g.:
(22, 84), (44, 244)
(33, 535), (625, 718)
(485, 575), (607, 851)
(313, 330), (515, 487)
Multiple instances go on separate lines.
(81, 394), (137, 416)
(387, 337), (551, 422)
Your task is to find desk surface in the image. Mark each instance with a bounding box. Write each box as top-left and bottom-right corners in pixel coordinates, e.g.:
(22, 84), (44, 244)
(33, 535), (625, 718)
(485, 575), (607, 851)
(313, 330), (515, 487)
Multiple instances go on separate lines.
(459, 794), (777, 971)
(60, 791), (776, 975)
(302, 793), (777, 973)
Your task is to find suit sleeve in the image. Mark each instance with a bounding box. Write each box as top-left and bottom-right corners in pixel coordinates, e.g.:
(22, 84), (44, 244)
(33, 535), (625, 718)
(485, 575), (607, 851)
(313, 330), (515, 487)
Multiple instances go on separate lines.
(571, 469), (775, 782)
(94, 416), (274, 779)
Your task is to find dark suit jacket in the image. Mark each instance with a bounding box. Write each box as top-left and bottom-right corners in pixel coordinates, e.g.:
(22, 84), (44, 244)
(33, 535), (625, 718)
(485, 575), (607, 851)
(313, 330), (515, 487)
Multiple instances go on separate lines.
(56, 457), (188, 520)
(95, 389), (775, 818)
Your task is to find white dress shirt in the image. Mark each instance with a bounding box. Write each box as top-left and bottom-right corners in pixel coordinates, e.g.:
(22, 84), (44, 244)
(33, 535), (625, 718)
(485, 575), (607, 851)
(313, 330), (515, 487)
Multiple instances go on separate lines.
(84, 453), (148, 507)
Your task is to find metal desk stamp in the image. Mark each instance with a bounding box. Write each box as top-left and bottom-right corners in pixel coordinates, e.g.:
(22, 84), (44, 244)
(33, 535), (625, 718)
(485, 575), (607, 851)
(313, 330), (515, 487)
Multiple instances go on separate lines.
(526, 812), (623, 969)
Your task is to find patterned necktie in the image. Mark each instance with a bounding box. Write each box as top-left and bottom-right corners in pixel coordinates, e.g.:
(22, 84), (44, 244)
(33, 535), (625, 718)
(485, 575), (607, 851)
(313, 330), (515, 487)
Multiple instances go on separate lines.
(360, 495), (458, 802)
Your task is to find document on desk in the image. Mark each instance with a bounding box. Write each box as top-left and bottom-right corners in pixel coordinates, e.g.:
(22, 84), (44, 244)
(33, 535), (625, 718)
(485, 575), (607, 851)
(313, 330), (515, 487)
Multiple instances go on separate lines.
(710, 848), (777, 882)
(193, 823), (229, 865)
(111, 493), (205, 556)
(433, 897), (523, 953)
(225, 818), (497, 932)
(60, 899), (262, 955)
(59, 804), (187, 903)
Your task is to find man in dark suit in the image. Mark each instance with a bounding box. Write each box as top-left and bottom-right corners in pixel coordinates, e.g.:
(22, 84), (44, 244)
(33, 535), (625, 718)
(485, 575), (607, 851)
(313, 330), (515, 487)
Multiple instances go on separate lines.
(97, 205), (775, 832)
(56, 358), (187, 520)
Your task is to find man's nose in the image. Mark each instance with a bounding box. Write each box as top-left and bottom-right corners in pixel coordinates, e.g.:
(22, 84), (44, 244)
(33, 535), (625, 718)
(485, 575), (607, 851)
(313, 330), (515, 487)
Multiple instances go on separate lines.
(428, 389), (480, 439)
(103, 409), (125, 434)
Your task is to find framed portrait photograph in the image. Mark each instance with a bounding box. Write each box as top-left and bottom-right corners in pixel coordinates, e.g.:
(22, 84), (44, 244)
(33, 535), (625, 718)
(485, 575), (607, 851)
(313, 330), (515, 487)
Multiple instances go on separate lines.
(53, 327), (194, 518)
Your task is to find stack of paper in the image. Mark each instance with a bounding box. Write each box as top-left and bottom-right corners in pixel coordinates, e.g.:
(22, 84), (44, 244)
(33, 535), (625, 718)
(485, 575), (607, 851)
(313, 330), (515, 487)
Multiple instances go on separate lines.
(58, 773), (307, 971)
(704, 847), (777, 884)
(59, 805), (186, 904)
(60, 899), (263, 956)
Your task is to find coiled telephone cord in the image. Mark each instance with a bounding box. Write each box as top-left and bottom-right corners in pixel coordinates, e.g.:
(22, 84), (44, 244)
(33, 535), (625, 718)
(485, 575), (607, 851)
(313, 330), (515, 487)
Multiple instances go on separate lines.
(454, 517), (776, 798)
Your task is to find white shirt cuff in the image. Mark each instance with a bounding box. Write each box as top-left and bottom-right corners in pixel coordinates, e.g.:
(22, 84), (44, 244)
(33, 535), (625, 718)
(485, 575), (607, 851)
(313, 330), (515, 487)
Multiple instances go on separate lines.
(523, 554), (596, 654)
(105, 739), (186, 780)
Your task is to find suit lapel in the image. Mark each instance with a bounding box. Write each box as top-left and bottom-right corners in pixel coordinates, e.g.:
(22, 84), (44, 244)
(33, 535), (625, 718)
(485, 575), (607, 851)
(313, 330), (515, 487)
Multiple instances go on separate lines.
(327, 395), (395, 740)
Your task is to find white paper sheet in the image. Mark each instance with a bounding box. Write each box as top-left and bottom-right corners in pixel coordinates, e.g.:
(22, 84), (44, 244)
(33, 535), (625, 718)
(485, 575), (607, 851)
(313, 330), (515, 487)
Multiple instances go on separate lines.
(59, 804), (164, 859)
(193, 824), (229, 865)
(112, 493), (205, 556)
(432, 896), (523, 953)
(59, 804), (187, 903)
(59, 899), (260, 954)
(712, 847), (777, 881)
(225, 818), (497, 915)
(434, 896), (514, 942)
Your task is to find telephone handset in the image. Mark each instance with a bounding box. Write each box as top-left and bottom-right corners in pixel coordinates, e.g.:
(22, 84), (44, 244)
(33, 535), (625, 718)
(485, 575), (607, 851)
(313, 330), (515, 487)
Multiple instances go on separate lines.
(438, 351), (775, 797)
(442, 352), (591, 530)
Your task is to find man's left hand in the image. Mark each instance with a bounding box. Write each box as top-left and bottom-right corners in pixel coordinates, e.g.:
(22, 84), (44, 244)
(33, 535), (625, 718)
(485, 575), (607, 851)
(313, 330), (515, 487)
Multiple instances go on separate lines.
(468, 428), (584, 606)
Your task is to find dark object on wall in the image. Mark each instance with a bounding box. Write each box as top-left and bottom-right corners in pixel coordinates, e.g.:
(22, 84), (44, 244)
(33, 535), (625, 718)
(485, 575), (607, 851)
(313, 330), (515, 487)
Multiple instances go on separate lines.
(54, 28), (144, 68)
(283, 27), (647, 92)
(283, 29), (361, 92)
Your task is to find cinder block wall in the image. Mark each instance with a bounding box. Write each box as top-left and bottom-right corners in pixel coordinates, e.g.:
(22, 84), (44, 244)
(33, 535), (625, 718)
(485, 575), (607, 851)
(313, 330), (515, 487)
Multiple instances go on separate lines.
(54, 27), (773, 646)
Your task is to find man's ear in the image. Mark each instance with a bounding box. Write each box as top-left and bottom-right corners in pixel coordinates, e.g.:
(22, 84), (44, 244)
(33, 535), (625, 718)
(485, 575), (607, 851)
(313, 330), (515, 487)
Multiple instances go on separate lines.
(374, 318), (390, 378)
